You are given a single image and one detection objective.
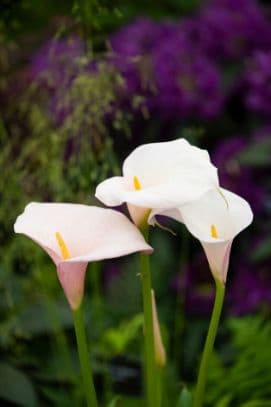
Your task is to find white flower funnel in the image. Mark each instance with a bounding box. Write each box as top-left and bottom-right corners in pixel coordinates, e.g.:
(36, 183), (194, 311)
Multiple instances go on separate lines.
(95, 139), (219, 225)
(156, 188), (253, 283)
(14, 203), (152, 309)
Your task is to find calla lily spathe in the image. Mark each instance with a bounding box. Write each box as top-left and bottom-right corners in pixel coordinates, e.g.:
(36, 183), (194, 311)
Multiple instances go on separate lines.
(95, 139), (219, 225)
(14, 203), (152, 309)
(154, 188), (253, 283)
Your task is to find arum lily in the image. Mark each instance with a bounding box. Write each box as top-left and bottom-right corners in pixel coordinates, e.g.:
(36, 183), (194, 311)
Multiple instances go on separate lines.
(14, 202), (152, 309)
(154, 188), (253, 407)
(153, 187), (253, 284)
(14, 202), (152, 407)
(95, 138), (219, 226)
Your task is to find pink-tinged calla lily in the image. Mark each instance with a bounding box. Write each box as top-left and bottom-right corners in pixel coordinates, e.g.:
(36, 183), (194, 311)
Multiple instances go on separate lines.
(14, 203), (152, 309)
(153, 188), (253, 284)
(95, 139), (219, 226)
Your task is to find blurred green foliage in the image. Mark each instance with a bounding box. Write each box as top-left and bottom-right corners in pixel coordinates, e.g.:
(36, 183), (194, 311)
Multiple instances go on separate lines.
(207, 317), (271, 406)
(1, 0), (199, 34)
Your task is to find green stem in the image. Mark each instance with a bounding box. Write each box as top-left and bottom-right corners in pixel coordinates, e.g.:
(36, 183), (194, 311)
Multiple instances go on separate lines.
(73, 304), (98, 407)
(193, 279), (225, 407)
(78, 0), (93, 54)
(157, 366), (163, 407)
(140, 227), (158, 407)
(173, 230), (190, 364)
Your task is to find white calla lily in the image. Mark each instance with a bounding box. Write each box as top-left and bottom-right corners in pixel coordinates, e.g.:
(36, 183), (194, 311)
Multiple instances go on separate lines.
(95, 139), (219, 225)
(14, 203), (152, 309)
(154, 188), (253, 283)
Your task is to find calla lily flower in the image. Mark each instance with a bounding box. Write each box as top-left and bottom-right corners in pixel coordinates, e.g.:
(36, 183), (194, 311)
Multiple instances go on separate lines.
(14, 203), (152, 309)
(95, 139), (219, 225)
(154, 188), (253, 284)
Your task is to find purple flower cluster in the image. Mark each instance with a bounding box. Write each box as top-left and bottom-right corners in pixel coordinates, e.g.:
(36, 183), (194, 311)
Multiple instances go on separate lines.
(109, 0), (271, 120)
(30, 37), (85, 89)
(151, 31), (223, 119)
(110, 18), (171, 58)
(228, 259), (271, 315)
(199, 0), (271, 61)
(109, 19), (177, 111)
(29, 37), (86, 125)
(244, 51), (271, 116)
(110, 18), (223, 119)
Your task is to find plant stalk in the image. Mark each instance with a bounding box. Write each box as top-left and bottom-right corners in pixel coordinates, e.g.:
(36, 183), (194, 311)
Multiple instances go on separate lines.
(73, 304), (98, 407)
(193, 278), (225, 407)
(140, 226), (158, 407)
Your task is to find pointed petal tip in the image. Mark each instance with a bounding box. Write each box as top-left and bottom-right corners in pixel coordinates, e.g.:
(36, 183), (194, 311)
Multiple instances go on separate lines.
(143, 245), (154, 255)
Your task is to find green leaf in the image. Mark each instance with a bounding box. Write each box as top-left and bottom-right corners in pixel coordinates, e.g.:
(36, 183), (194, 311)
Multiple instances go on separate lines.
(107, 396), (121, 407)
(40, 385), (79, 406)
(206, 316), (271, 404)
(216, 395), (233, 407)
(176, 387), (192, 407)
(0, 363), (38, 406)
(100, 313), (143, 356)
(238, 139), (271, 167)
(240, 401), (271, 407)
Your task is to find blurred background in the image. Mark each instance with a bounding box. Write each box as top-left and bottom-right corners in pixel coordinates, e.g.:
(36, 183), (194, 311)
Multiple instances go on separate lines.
(1, 0), (271, 405)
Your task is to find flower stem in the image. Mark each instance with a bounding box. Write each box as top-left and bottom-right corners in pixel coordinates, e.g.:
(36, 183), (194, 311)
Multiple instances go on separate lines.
(140, 226), (158, 407)
(173, 230), (189, 365)
(72, 304), (98, 407)
(193, 279), (225, 407)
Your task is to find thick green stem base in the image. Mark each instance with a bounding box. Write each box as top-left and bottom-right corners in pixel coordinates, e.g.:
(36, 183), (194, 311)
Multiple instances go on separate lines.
(193, 279), (225, 407)
(73, 305), (98, 407)
(140, 251), (157, 407)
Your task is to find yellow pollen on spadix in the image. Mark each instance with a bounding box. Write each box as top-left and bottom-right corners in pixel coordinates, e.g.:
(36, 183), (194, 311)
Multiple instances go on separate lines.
(211, 224), (218, 239)
(133, 176), (141, 190)
(55, 232), (71, 260)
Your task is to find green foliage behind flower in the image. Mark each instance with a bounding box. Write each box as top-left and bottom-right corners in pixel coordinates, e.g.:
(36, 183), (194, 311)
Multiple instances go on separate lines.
(206, 317), (271, 406)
